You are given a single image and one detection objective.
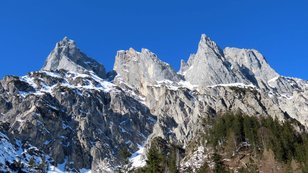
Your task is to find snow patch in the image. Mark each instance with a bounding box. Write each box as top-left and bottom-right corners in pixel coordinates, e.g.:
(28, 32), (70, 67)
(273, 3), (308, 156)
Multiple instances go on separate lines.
(0, 133), (16, 164)
(178, 80), (198, 90)
(153, 80), (197, 91)
(41, 71), (62, 78)
(208, 83), (256, 89)
(180, 146), (210, 172)
(129, 145), (146, 168)
(48, 158), (91, 173)
(280, 93), (294, 100)
(267, 76), (280, 87)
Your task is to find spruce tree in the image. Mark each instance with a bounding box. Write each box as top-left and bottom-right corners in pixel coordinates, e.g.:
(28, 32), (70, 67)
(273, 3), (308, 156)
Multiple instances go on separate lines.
(146, 146), (163, 173)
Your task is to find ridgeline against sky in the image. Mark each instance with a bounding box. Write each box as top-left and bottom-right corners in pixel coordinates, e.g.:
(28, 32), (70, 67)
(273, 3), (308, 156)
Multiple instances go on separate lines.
(0, 0), (307, 79)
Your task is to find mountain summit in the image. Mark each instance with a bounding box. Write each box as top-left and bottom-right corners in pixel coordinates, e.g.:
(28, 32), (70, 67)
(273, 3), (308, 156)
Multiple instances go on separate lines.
(113, 48), (182, 90)
(180, 34), (280, 88)
(42, 37), (106, 78)
(180, 34), (244, 85)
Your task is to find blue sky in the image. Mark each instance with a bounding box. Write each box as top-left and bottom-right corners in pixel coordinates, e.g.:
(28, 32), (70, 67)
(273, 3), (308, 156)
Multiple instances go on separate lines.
(0, 0), (307, 79)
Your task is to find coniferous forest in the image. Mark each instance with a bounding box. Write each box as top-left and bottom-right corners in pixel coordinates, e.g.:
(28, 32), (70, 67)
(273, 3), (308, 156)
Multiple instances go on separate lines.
(135, 113), (308, 173)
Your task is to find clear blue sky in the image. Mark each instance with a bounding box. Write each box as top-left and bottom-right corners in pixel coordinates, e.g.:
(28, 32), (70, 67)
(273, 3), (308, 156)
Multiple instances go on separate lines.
(0, 0), (307, 79)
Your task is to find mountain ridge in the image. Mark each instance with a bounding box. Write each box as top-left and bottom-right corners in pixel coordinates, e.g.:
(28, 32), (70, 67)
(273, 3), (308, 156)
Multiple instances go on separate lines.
(0, 34), (307, 172)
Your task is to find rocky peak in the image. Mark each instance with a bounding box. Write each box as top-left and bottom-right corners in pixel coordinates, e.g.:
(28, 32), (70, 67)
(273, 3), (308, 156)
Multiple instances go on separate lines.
(113, 48), (182, 90)
(224, 47), (279, 88)
(180, 34), (281, 88)
(180, 34), (243, 86)
(179, 59), (189, 74)
(56, 36), (76, 49)
(197, 34), (223, 57)
(42, 37), (106, 78)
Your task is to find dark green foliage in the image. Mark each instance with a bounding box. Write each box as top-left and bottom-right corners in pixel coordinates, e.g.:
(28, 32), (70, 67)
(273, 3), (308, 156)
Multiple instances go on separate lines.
(145, 146), (164, 173)
(134, 167), (147, 173)
(140, 137), (181, 173)
(119, 147), (131, 164)
(166, 148), (178, 173)
(208, 112), (308, 171)
(196, 161), (210, 173)
(238, 166), (258, 173)
(213, 152), (229, 173)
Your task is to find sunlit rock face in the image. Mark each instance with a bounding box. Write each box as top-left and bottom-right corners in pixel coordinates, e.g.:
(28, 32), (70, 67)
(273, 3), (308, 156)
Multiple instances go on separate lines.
(0, 34), (307, 172)
(113, 48), (182, 91)
(42, 37), (106, 78)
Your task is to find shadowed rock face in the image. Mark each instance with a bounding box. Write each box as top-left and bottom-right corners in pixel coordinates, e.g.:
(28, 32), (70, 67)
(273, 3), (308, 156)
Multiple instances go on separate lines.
(0, 34), (307, 172)
(42, 37), (106, 78)
(0, 71), (156, 171)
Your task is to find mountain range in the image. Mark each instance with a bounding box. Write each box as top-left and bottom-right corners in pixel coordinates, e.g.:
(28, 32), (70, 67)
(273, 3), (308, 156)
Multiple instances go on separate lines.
(0, 34), (307, 173)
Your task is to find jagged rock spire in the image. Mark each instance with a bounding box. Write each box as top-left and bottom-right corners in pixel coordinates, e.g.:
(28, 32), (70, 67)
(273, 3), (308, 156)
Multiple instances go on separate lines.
(180, 34), (243, 86)
(180, 34), (279, 88)
(197, 34), (223, 57)
(42, 37), (106, 78)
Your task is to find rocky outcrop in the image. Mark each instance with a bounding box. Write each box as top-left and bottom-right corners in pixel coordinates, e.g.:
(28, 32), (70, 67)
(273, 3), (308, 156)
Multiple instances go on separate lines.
(0, 71), (156, 172)
(144, 83), (286, 148)
(179, 34), (246, 86)
(42, 37), (106, 78)
(179, 34), (280, 89)
(224, 47), (279, 88)
(113, 48), (182, 91)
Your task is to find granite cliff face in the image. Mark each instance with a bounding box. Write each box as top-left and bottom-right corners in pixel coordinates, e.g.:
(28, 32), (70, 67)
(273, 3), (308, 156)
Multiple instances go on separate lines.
(0, 35), (307, 172)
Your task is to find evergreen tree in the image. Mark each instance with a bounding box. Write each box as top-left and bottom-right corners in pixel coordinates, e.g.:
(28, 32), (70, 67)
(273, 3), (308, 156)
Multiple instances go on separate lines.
(167, 148), (178, 173)
(213, 152), (228, 173)
(146, 146), (163, 173)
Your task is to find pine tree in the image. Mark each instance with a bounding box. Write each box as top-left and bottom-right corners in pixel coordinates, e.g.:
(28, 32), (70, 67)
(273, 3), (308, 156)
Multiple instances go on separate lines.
(167, 148), (178, 173)
(146, 146), (163, 173)
(213, 152), (228, 173)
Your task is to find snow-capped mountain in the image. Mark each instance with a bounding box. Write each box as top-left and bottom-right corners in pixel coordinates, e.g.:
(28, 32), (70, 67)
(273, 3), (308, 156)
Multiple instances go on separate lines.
(0, 34), (307, 172)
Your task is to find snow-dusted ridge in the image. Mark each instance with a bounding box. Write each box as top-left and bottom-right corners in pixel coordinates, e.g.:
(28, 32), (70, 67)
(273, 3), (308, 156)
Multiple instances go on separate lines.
(208, 83), (256, 89)
(152, 80), (198, 91)
(19, 70), (115, 98)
